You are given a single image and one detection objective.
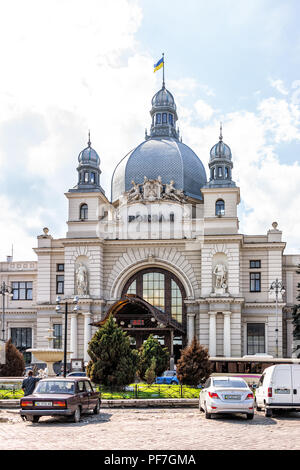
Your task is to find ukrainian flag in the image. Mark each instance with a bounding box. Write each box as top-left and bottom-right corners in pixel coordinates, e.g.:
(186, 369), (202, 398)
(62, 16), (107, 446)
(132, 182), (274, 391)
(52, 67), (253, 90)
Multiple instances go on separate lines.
(154, 57), (164, 73)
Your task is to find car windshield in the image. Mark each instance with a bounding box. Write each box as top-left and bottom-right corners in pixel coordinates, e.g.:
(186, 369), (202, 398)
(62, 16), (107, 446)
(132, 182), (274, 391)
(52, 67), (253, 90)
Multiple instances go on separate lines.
(213, 380), (247, 388)
(164, 371), (175, 377)
(35, 381), (75, 394)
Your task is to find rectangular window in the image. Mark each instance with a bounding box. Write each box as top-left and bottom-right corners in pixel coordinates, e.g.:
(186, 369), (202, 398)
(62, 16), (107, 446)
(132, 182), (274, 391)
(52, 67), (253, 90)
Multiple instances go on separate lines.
(156, 113), (161, 124)
(250, 260), (261, 269)
(53, 324), (62, 349)
(247, 323), (265, 354)
(218, 167), (222, 178)
(91, 172), (96, 184)
(168, 114), (173, 125)
(84, 172), (89, 183)
(11, 328), (32, 364)
(250, 272), (261, 292)
(57, 264), (64, 272)
(162, 113), (167, 123)
(12, 282), (33, 300)
(56, 275), (64, 294)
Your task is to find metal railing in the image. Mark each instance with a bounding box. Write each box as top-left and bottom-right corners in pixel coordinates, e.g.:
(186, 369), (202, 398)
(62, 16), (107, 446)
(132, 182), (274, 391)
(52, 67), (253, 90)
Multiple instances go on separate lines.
(98, 383), (200, 400)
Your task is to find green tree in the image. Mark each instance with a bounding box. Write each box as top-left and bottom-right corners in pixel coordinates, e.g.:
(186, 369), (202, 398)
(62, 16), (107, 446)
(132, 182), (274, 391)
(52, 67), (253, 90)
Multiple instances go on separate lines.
(86, 315), (139, 387)
(139, 334), (169, 380)
(0, 339), (25, 377)
(145, 357), (156, 384)
(176, 338), (211, 386)
(292, 265), (300, 358)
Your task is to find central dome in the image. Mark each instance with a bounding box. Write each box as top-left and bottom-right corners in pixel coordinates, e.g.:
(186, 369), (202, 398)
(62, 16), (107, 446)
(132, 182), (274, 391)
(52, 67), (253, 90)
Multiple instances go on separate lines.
(111, 137), (207, 201)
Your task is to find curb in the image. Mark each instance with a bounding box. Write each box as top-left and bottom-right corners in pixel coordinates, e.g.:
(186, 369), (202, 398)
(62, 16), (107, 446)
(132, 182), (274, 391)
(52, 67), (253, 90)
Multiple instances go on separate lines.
(0, 398), (199, 409)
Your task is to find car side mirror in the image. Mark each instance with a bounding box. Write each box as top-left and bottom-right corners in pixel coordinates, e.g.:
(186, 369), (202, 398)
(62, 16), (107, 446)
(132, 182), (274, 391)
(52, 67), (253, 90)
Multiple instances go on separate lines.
(252, 384), (257, 389)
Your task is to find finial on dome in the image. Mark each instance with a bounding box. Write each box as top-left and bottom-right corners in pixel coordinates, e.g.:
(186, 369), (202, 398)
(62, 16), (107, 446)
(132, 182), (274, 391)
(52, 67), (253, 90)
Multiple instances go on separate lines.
(219, 122), (223, 141)
(88, 130), (91, 148)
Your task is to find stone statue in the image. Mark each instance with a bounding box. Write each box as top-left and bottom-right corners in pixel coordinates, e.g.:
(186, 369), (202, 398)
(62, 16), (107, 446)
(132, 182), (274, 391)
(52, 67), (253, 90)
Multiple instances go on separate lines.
(213, 263), (227, 293)
(75, 263), (89, 296)
(164, 180), (183, 202)
(127, 180), (141, 202)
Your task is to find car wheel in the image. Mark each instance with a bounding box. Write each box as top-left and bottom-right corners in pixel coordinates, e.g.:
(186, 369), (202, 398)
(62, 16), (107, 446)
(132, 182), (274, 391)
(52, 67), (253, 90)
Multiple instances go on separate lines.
(246, 413), (254, 420)
(93, 400), (100, 415)
(204, 403), (211, 419)
(72, 406), (81, 423)
(264, 408), (272, 418)
(171, 381), (177, 385)
(255, 399), (261, 412)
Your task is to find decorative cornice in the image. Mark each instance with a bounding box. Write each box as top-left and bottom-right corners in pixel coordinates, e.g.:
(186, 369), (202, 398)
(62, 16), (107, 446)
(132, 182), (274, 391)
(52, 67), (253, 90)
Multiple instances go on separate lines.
(197, 297), (245, 304)
(244, 302), (286, 309)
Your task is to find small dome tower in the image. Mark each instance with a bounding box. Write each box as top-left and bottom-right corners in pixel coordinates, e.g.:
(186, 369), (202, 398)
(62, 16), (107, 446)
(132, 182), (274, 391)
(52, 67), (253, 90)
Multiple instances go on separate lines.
(206, 124), (235, 188)
(69, 132), (105, 194)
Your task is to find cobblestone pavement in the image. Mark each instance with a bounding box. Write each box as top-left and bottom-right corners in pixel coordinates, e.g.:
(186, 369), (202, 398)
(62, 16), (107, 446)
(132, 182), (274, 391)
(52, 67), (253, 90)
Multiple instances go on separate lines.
(0, 408), (299, 450)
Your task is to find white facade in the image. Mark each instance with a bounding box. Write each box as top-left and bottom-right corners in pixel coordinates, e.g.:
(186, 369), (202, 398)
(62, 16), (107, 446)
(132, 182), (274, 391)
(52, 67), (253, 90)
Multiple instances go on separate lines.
(1, 83), (299, 366)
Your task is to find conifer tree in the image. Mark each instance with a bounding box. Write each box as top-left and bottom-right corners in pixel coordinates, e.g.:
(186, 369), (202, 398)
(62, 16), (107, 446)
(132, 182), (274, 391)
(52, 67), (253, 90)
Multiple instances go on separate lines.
(0, 339), (25, 377)
(139, 334), (169, 380)
(145, 357), (156, 384)
(292, 265), (300, 358)
(176, 338), (211, 386)
(86, 315), (139, 387)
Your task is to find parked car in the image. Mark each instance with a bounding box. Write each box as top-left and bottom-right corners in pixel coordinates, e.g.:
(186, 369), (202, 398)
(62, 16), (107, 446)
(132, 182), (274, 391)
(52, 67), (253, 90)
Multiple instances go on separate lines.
(199, 376), (254, 419)
(20, 377), (100, 423)
(155, 370), (179, 385)
(66, 371), (87, 377)
(255, 364), (300, 417)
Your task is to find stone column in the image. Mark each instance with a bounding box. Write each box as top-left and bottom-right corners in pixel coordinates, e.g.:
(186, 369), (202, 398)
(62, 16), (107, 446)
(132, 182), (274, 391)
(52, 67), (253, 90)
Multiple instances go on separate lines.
(83, 312), (92, 364)
(187, 313), (195, 344)
(70, 313), (78, 359)
(223, 311), (231, 357)
(209, 312), (217, 357)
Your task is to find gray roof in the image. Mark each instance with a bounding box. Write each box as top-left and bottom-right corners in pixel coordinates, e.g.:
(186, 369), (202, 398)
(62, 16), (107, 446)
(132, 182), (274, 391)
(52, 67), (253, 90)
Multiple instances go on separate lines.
(111, 137), (207, 201)
(78, 146), (100, 168)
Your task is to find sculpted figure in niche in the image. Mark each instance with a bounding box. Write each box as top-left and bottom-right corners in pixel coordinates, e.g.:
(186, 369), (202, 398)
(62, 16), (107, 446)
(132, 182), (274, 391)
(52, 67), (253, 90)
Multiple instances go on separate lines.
(75, 263), (89, 296)
(213, 263), (227, 291)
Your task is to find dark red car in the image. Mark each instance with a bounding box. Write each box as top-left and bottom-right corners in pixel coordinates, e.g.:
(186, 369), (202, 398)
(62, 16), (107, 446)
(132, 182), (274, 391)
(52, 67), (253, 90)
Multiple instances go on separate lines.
(20, 377), (101, 423)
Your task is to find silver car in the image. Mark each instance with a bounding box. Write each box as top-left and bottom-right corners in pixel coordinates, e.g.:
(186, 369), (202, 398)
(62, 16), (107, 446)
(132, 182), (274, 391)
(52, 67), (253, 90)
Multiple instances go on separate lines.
(199, 376), (254, 419)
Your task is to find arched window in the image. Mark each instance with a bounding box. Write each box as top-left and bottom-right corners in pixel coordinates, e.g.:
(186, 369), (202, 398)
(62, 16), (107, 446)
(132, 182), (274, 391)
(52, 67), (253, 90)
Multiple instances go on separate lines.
(80, 203), (88, 220)
(162, 113), (167, 123)
(215, 199), (225, 216)
(122, 268), (186, 325)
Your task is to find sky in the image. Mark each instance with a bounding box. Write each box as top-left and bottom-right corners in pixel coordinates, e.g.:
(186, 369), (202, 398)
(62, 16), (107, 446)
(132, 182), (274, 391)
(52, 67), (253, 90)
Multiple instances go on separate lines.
(0, 0), (300, 260)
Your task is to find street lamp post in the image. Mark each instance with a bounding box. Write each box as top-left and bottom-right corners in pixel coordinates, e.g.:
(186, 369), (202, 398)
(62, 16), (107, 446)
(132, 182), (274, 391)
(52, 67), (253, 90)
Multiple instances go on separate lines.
(269, 278), (285, 358)
(56, 296), (79, 377)
(0, 281), (13, 342)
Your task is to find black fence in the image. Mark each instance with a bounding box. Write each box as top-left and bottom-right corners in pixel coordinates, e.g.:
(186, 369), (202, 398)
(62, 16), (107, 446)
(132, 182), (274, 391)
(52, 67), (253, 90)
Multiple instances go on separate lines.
(97, 383), (200, 400)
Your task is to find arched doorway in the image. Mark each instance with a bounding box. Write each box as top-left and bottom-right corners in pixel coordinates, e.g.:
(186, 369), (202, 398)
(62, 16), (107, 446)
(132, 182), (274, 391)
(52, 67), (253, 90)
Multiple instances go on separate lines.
(122, 268), (187, 363)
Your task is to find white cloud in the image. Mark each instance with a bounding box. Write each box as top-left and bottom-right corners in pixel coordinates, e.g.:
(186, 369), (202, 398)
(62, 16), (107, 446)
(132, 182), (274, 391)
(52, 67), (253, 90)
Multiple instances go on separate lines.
(194, 99), (215, 122)
(269, 79), (289, 96)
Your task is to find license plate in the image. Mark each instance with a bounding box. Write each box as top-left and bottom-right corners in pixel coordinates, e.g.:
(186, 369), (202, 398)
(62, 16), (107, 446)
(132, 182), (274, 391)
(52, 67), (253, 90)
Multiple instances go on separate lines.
(275, 389), (290, 394)
(35, 401), (52, 407)
(224, 395), (241, 400)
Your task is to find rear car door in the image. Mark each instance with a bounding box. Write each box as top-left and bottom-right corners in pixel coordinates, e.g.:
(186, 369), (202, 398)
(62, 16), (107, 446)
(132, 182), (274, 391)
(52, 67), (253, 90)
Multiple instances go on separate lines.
(85, 380), (97, 410)
(77, 380), (89, 412)
(292, 365), (300, 405)
(272, 365), (293, 405)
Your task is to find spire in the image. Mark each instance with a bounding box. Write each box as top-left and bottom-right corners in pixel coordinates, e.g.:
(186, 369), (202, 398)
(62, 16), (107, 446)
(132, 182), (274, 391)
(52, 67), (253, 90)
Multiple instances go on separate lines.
(87, 130), (91, 148)
(219, 122), (223, 141)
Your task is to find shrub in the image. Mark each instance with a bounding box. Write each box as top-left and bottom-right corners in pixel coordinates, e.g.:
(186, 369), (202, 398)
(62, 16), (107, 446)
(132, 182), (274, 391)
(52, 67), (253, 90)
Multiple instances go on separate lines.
(176, 338), (211, 386)
(139, 334), (169, 380)
(0, 339), (25, 377)
(86, 314), (139, 387)
(145, 357), (156, 384)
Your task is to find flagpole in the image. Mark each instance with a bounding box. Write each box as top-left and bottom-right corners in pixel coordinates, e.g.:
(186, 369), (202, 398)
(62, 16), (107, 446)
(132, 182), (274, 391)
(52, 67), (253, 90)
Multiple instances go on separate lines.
(162, 52), (165, 88)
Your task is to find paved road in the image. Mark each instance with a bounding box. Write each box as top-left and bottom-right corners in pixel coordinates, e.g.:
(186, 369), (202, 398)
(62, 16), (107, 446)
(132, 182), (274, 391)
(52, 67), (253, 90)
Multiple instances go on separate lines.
(0, 408), (299, 450)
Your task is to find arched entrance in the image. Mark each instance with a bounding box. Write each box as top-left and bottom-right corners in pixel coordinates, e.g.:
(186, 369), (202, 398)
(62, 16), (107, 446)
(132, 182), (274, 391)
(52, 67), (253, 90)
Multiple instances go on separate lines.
(96, 268), (187, 365)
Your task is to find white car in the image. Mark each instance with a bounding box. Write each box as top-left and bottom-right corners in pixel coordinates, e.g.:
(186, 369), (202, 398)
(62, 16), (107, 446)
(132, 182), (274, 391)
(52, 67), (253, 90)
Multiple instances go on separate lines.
(199, 376), (254, 419)
(255, 364), (300, 417)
